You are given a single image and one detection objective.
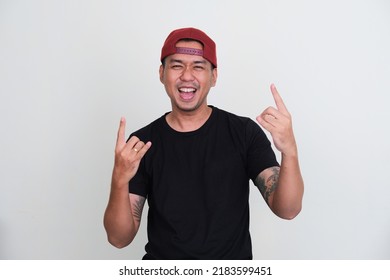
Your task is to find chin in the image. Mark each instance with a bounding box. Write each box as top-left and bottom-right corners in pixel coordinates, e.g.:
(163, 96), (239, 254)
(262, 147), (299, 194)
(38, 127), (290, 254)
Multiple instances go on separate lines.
(175, 103), (201, 112)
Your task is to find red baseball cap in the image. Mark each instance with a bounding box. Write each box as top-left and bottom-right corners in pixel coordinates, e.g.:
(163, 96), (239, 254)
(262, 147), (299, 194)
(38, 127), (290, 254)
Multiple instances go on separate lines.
(160, 27), (217, 68)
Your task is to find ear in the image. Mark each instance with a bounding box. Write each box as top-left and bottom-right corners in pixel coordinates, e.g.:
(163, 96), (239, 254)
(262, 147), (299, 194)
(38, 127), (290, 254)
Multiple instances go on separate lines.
(159, 64), (164, 84)
(211, 68), (218, 87)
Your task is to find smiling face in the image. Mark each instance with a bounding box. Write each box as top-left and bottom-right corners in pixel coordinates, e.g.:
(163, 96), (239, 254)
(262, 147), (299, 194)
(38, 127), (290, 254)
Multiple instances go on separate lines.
(159, 40), (218, 114)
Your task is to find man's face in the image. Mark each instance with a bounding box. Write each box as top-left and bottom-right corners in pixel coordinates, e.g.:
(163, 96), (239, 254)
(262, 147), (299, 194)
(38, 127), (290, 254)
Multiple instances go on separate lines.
(159, 40), (217, 113)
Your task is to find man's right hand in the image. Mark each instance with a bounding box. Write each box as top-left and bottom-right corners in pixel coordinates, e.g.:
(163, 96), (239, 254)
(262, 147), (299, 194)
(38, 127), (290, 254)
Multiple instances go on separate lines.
(112, 117), (152, 186)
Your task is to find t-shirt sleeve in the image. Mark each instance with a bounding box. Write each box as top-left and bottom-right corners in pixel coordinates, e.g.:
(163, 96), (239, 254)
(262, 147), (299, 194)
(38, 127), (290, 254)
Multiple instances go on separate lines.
(246, 119), (279, 182)
(128, 160), (148, 198)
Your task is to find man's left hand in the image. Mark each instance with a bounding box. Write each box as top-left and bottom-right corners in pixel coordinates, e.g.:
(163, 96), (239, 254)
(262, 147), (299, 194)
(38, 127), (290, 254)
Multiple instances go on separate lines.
(256, 84), (297, 157)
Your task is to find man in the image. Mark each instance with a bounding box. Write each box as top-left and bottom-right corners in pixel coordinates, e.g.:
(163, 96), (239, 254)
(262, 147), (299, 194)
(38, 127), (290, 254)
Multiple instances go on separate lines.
(104, 27), (304, 259)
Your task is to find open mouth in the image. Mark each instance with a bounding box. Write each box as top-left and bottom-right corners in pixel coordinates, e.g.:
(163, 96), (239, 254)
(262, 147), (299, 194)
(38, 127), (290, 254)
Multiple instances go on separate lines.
(178, 87), (196, 101)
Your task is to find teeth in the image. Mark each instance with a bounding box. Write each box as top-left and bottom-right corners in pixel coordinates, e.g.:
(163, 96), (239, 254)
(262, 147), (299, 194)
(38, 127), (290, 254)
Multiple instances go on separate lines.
(179, 88), (195, 93)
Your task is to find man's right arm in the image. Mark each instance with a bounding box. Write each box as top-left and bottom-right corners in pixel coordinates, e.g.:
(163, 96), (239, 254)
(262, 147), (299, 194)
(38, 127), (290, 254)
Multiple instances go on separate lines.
(103, 117), (151, 248)
(103, 184), (146, 248)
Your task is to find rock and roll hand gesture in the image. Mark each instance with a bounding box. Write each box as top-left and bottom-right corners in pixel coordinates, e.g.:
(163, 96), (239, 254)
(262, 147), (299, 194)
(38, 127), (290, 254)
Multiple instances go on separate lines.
(256, 84), (297, 157)
(112, 117), (152, 185)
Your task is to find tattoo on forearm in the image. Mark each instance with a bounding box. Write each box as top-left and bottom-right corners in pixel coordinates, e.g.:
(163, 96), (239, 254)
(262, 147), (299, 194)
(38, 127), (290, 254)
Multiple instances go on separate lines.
(255, 167), (280, 204)
(132, 197), (145, 222)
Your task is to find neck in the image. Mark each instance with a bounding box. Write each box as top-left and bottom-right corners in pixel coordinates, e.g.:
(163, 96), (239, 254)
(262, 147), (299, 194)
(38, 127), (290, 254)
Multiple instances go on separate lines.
(166, 106), (212, 132)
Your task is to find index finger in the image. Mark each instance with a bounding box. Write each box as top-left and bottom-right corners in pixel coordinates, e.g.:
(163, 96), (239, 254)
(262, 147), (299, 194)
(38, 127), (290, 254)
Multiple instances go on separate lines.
(116, 117), (126, 147)
(270, 84), (289, 114)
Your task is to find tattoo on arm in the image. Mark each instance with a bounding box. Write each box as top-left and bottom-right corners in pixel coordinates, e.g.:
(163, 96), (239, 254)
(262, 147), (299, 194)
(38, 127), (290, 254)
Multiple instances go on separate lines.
(131, 197), (145, 223)
(255, 167), (280, 204)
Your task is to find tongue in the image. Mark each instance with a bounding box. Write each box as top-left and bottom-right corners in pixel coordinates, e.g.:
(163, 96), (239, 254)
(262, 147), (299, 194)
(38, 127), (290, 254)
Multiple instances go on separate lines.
(180, 92), (194, 100)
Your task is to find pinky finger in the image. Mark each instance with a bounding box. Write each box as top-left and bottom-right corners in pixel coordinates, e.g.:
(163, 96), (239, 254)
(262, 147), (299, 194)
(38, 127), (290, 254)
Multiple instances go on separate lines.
(256, 115), (274, 133)
(136, 141), (152, 159)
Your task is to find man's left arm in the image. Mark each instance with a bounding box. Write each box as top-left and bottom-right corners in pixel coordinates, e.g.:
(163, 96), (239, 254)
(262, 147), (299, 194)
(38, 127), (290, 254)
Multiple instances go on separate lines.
(255, 84), (304, 219)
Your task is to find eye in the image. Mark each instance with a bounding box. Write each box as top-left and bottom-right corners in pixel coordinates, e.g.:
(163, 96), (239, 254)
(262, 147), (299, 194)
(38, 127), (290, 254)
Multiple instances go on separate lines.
(194, 65), (205, 70)
(171, 64), (183, 70)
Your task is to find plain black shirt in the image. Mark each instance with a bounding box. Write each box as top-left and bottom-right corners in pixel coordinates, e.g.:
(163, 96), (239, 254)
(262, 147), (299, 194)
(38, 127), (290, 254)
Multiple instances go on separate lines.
(129, 106), (279, 259)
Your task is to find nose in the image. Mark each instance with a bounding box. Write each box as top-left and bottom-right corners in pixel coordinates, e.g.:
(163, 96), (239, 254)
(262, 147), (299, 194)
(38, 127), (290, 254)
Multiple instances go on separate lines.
(180, 66), (195, 81)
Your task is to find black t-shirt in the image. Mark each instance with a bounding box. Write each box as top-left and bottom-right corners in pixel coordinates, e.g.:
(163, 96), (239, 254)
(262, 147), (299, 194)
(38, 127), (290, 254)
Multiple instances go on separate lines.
(129, 106), (279, 259)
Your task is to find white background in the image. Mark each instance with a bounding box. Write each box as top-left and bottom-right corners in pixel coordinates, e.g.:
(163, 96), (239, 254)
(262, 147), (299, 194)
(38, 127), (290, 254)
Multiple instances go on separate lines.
(0, 0), (389, 259)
